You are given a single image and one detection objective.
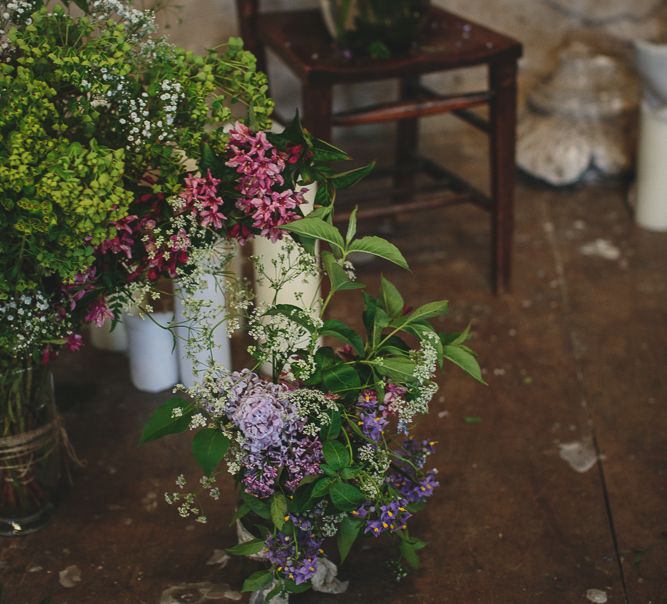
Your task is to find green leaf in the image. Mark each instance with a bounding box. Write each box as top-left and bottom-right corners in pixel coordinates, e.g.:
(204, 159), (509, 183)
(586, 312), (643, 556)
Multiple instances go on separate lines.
(313, 137), (351, 162)
(373, 357), (417, 382)
(380, 275), (404, 317)
(464, 416), (482, 424)
(270, 493), (288, 530)
(330, 482), (365, 512)
(192, 429), (230, 475)
(341, 466), (360, 480)
(230, 504), (250, 524)
(330, 161), (376, 189)
(440, 323), (472, 346)
(226, 539), (266, 557)
(139, 397), (193, 443)
(322, 251), (365, 293)
(348, 236), (409, 270)
(320, 319), (365, 356)
(281, 217), (345, 253)
(312, 477), (334, 498)
(265, 304), (317, 333)
(322, 363), (361, 393)
(444, 344), (486, 384)
(400, 540), (420, 569)
(372, 306), (391, 346)
(346, 206), (358, 244)
(404, 300), (449, 324)
(282, 579), (312, 594)
(241, 493), (272, 520)
(323, 440), (349, 470)
(264, 583), (283, 603)
(321, 410), (342, 440)
(337, 516), (363, 563)
(241, 570), (273, 592)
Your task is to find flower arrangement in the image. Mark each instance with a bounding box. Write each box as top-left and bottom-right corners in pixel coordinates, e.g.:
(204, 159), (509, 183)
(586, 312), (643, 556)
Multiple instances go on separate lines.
(0, 0), (275, 367)
(0, 0), (351, 530)
(142, 134), (483, 599)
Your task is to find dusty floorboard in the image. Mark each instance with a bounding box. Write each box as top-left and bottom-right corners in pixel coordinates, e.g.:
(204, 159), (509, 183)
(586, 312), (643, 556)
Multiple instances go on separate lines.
(1, 129), (665, 604)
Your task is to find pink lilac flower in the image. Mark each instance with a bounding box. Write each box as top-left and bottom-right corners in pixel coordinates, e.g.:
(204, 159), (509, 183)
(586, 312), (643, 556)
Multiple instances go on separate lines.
(225, 121), (305, 241)
(65, 333), (84, 352)
(180, 170), (227, 231)
(85, 297), (113, 327)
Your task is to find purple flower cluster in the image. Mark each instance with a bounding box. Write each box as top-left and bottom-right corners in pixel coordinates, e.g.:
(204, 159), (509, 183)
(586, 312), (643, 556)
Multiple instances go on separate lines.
(222, 370), (322, 498)
(387, 469), (439, 504)
(226, 122), (305, 242)
(265, 526), (322, 585)
(353, 499), (412, 537)
(386, 438), (440, 504)
(357, 389), (389, 442)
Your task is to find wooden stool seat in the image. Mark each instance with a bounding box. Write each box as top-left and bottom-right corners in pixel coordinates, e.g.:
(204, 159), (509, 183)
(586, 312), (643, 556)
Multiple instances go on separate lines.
(237, 2), (523, 293)
(257, 8), (521, 83)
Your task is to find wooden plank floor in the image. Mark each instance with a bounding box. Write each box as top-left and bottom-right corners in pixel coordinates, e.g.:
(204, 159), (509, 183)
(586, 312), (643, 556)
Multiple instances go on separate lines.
(1, 130), (665, 603)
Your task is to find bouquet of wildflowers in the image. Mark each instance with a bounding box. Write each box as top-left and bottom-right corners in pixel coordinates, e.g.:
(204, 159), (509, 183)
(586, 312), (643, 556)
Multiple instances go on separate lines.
(142, 136), (483, 599)
(0, 0), (276, 366)
(1, 0), (346, 527)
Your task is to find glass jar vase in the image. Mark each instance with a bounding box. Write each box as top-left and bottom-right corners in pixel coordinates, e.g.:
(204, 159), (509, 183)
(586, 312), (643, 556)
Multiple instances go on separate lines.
(0, 363), (61, 535)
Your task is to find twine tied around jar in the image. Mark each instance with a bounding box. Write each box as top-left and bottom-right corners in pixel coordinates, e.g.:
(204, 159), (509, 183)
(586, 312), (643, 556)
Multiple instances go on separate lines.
(0, 416), (85, 483)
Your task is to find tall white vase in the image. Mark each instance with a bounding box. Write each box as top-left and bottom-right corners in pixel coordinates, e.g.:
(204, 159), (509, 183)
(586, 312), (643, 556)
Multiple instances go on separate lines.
(634, 40), (667, 231)
(89, 319), (128, 353)
(253, 183), (320, 375)
(174, 274), (232, 389)
(124, 312), (179, 393)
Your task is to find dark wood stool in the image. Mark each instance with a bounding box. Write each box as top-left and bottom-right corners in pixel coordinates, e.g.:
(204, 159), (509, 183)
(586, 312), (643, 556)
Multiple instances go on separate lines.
(236, 2), (522, 293)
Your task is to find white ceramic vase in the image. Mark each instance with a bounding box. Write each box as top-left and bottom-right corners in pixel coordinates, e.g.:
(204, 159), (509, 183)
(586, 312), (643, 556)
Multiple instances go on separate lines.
(174, 274), (232, 389)
(89, 319), (128, 353)
(634, 39), (667, 231)
(124, 312), (179, 393)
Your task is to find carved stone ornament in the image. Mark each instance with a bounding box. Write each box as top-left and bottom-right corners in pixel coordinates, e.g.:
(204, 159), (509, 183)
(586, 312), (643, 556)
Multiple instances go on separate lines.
(518, 34), (640, 186)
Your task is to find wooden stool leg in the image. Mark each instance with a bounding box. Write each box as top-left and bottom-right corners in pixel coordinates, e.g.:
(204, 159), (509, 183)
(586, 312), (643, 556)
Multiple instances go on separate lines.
(489, 59), (518, 294)
(395, 76), (421, 197)
(302, 82), (333, 142)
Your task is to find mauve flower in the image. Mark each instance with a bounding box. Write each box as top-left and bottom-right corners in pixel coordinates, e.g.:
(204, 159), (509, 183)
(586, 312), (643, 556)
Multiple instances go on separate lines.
(65, 333), (84, 352)
(85, 298), (113, 327)
(233, 392), (285, 452)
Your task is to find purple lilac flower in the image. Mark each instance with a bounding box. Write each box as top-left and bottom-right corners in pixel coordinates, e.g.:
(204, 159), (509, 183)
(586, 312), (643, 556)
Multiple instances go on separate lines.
(233, 391), (285, 452)
(219, 371), (322, 498)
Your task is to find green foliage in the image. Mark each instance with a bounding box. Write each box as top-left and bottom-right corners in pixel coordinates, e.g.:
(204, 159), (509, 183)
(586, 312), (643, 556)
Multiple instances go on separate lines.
(330, 481), (365, 511)
(337, 516), (363, 563)
(322, 440), (350, 470)
(270, 493), (288, 530)
(139, 397), (193, 443)
(192, 429), (230, 475)
(241, 570), (273, 593)
(348, 236), (409, 270)
(226, 539), (266, 556)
